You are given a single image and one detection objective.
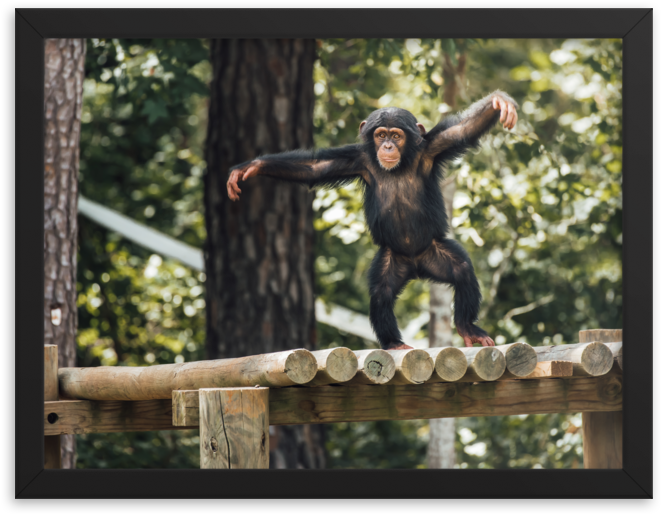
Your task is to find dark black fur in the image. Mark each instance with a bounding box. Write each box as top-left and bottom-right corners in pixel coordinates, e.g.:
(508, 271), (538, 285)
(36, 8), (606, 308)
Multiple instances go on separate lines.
(230, 92), (514, 348)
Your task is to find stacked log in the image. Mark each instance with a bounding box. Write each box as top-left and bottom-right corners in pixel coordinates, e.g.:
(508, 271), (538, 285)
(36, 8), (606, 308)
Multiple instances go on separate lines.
(306, 348), (358, 386)
(499, 342), (538, 379)
(460, 347), (507, 382)
(533, 342), (613, 377)
(346, 349), (396, 385)
(426, 347), (468, 382)
(388, 349), (435, 385)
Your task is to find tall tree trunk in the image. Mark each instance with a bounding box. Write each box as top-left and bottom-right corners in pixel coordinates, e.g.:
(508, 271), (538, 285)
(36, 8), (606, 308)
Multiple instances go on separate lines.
(44, 38), (86, 469)
(427, 47), (464, 469)
(204, 39), (325, 468)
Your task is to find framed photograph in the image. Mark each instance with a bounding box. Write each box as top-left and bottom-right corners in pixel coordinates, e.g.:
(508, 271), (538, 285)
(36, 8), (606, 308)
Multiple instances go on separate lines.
(16, 8), (651, 498)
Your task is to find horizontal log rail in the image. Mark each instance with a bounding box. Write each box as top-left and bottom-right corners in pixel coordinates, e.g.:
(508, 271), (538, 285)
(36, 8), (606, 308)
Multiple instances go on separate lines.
(44, 372), (622, 436)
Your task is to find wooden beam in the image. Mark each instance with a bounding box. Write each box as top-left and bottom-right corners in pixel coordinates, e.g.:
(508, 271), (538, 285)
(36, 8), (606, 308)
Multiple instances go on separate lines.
(44, 345), (61, 469)
(499, 343), (538, 378)
(172, 373), (622, 428)
(199, 387), (269, 469)
(579, 329), (623, 469)
(534, 342), (613, 376)
(45, 376), (623, 436)
(58, 349), (317, 401)
(45, 399), (182, 435)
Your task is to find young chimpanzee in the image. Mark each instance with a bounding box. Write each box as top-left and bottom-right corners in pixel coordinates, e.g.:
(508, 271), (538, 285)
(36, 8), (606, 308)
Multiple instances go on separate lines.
(227, 91), (518, 349)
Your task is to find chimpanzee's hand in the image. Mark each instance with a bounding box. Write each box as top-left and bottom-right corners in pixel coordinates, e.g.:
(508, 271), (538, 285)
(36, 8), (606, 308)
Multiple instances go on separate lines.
(492, 94), (518, 130)
(227, 160), (262, 201)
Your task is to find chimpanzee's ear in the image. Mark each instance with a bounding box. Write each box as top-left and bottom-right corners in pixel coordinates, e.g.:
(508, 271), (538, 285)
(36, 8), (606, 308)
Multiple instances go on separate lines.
(359, 120), (367, 134)
(417, 123), (427, 136)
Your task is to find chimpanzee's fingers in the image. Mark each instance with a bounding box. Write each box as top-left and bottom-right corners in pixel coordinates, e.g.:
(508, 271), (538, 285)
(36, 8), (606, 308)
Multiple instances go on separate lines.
(463, 336), (474, 348)
(511, 109), (518, 129)
(243, 165), (259, 180)
(492, 97), (500, 111)
(506, 107), (516, 129)
(499, 101), (508, 124)
(227, 183), (237, 200)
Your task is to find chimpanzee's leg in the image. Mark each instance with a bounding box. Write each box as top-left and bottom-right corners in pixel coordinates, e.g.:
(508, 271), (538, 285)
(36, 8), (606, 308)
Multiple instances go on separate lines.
(368, 247), (416, 350)
(416, 239), (494, 347)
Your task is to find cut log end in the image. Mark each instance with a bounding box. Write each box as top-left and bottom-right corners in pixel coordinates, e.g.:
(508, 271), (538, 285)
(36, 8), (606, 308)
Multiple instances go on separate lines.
(324, 347), (358, 382)
(354, 349), (396, 384)
(389, 349), (434, 384)
(284, 349), (318, 384)
(432, 347), (468, 382)
(471, 347), (507, 381)
(581, 342), (614, 377)
(501, 342), (538, 378)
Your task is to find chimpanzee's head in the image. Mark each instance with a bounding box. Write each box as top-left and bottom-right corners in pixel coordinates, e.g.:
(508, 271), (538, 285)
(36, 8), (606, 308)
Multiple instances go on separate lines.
(359, 107), (426, 171)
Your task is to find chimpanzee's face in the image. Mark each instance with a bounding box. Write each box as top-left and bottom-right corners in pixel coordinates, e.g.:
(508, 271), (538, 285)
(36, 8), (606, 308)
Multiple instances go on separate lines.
(373, 127), (407, 170)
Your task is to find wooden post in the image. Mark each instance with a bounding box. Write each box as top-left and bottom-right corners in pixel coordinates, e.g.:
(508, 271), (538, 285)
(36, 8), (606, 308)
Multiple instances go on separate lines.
(199, 387), (269, 469)
(44, 345), (61, 469)
(580, 329), (623, 469)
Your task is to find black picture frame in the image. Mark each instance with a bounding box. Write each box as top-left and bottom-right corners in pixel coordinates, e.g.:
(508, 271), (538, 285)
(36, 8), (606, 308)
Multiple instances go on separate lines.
(16, 8), (652, 499)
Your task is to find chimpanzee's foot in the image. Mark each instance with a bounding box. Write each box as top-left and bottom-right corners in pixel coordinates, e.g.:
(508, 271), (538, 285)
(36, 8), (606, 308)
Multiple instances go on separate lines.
(462, 334), (495, 347)
(384, 341), (414, 350)
(458, 325), (495, 347)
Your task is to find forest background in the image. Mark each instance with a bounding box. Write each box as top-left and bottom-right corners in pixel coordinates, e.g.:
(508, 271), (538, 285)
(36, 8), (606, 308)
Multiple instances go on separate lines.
(71, 38), (622, 469)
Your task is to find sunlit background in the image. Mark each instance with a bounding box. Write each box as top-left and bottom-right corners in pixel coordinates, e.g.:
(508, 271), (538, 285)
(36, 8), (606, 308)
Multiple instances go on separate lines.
(75, 38), (621, 469)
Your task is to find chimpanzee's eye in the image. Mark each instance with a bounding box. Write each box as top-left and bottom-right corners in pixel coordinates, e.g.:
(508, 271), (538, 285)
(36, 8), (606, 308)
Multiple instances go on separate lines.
(379, 133), (386, 138)
(393, 134), (400, 139)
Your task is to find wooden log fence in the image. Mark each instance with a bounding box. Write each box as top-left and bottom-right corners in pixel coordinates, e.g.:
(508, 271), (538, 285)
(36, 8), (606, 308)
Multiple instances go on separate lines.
(44, 330), (623, 470)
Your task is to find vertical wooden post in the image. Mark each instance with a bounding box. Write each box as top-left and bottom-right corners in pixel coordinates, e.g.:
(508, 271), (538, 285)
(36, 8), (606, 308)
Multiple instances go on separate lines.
(44, 344), (61, 469)
(199, 387), (269, 469)
(580, 329), (622, 469)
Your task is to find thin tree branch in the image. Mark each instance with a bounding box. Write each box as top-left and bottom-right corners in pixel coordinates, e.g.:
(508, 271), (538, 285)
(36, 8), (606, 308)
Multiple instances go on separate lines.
(503, 294), (555, 322)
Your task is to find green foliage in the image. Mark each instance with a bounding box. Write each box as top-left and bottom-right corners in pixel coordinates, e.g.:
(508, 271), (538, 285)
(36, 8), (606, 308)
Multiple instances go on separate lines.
(76, 39), (211, 469)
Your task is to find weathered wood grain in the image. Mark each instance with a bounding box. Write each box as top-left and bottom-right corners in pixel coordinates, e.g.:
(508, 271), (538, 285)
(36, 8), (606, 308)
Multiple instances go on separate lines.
(504, 360), (573, 380)
(44, 345), (61, 469)
(388, 349), (434, 385)
(579, 329), (622, 372)
(579, 329), (622, 344)
(604, 342), (623, 373)
(459, 347), (507, 381)
(534, 342), (613, 377)
(45, 399), (181, 435)
(583, 410), (623, 469)
(58, 349), (316, 401)
(426, 346), (468, 382)
(579, 329), (622, 469)
(170, 372), (622, 428)
(305, 347), (358, 386)
(199, 387), (269, 469)
(498, 342), (538, 378)
(345, 349), (396, 385)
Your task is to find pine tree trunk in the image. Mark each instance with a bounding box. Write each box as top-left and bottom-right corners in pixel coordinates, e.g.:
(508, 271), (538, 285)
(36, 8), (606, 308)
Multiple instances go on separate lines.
(44, 38), (86, 469)
(204, 39), (324, 468)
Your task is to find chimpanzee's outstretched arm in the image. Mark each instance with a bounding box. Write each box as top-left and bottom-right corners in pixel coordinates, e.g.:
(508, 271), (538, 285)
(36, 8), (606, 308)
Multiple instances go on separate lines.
(227, 144), (369, 201)
(424, 91), (518, 159)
